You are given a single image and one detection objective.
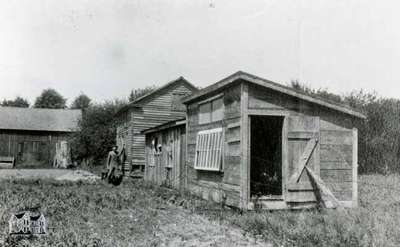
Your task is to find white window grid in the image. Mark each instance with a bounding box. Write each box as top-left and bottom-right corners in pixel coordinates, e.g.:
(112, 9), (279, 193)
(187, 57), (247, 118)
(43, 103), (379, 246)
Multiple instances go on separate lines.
(194, 127), (223, 171)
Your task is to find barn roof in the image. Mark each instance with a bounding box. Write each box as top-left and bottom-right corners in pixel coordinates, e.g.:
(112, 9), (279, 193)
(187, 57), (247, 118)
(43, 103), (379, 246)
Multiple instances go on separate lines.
(116, 76), (198, 115)
(182, 71), (366, 119)
(0, 107), (81, 132)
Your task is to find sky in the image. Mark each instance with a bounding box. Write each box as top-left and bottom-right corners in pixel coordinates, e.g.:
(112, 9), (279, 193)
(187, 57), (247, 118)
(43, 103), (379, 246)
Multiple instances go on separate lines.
(0, 0), (399, 105)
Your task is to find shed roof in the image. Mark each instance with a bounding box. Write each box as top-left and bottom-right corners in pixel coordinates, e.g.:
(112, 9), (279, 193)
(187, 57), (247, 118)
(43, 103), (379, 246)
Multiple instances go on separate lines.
(0, 107), (81, 132)
(182, 71), (366, 119)
(142, 118), (186, 135)
(116, 76), (198, 115)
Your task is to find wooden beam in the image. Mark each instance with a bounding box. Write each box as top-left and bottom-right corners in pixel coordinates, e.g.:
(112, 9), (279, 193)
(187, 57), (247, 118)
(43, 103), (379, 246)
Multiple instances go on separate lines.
(247, 109), (290, 116)
(197, 93), (224, 105)
(352, 128), (358, 207)
(305, 167), (341, 209)
(240, 82), (249, 210)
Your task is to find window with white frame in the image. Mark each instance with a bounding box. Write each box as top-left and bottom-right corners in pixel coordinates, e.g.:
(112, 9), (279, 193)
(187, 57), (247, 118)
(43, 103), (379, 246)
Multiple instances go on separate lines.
(198, 97), (223, 124)
(194, 128), (223, 171)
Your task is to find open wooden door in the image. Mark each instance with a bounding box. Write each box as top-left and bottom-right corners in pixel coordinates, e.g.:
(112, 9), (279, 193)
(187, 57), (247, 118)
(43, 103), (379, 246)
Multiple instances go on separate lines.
(285, 116), (320, 204)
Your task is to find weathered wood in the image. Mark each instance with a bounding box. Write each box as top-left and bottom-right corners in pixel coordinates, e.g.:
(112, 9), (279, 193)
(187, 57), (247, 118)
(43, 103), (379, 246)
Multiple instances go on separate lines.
(288, 137), (319, 184)
(320, 144), (352, 163)
(320, 169), (352, 182)
(320, 130), (353, 145)
(240, 82), (249, 209)
(352, 128), (358, 207)
(306, 167), (341, 208)
(287, 182), (315, 191)
(320, 161), (352, 170)
(286, 191), (317, 202)
(287, 131), (318, 139)
(117, 80), (196, 168)
(247, 109), (290, 116)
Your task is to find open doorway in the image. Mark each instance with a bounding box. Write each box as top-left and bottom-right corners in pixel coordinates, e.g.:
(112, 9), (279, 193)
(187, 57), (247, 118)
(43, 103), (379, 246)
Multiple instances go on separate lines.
(250, 116), (284, 198)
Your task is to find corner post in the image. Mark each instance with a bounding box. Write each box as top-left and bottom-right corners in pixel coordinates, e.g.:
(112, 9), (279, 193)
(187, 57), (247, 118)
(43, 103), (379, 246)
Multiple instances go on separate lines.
(240, 82), (249, 210)
(352, 127), (358, 207)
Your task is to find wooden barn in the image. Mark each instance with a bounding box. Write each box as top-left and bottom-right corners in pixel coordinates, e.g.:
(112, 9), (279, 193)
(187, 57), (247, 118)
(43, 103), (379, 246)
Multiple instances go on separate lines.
(115, 77), (197, 175)
(142, 119), (186, 190)
(143, 71), (365, 210)
(0, 107), (81, 168)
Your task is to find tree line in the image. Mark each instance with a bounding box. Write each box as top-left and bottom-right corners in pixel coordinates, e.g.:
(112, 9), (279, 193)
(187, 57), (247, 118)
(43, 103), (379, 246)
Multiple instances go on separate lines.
(1, 89), (91, 110)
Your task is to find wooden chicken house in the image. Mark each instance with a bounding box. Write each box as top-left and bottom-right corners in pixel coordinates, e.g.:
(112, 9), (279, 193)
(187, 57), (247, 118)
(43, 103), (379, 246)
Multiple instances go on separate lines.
(143, 71), (365, 210)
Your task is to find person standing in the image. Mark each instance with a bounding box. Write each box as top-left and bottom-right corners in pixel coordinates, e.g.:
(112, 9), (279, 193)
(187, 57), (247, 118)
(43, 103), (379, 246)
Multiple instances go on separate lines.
(106, 144), (124, 180)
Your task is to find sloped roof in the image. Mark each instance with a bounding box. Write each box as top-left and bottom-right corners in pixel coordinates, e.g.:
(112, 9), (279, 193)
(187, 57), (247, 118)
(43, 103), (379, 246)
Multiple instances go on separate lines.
(131, 76), (197, 105)
(142, 118), (186, 135)
(182, 71), (366, 119)
(0, 107), (81, 132)
(116, 76), (198, 115)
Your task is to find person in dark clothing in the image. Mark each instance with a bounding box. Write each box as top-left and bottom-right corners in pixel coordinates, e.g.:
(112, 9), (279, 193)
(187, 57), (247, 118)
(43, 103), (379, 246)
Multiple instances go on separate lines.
(103, 144), (125, 183)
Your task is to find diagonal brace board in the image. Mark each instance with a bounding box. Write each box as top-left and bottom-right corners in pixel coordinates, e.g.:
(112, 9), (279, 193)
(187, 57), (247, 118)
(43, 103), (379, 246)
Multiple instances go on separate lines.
(305, 166), (341, 209)
(289, 137), (318, 184)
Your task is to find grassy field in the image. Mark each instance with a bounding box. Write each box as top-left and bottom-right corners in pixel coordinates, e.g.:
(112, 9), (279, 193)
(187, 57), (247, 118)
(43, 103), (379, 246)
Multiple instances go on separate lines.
(0, 174), (399, 246)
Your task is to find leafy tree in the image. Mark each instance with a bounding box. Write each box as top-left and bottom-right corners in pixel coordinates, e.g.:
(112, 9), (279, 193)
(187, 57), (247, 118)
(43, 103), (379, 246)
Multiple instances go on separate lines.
(129, 86), (157, 102)
(1, 96), (30, 107)
(34, 88), (67, 109)
(69, 99), (128, 165)
(71, 93), (91, 110)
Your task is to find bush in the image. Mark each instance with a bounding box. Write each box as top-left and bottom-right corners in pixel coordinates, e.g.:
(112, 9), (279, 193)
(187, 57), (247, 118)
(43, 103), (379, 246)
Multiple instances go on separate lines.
(69, 100), (128, 166)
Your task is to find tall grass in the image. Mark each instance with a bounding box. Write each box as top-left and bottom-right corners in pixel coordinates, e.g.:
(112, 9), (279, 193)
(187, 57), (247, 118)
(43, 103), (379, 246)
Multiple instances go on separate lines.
(1, 175), (400, 246)
(199, 174), (400, 247)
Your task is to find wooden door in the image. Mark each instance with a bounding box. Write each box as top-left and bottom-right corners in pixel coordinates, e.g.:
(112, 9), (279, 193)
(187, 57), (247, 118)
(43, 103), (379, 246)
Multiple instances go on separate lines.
(285, 116), (320, 203)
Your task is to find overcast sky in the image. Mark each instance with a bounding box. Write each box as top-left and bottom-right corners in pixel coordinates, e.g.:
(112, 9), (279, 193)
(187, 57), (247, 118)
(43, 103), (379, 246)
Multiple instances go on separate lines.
(0, 0), (399, 105)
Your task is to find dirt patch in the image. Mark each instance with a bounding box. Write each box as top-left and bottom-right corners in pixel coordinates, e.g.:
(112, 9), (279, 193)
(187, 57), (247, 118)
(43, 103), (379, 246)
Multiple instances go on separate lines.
(55, 170), (100, 182)
(0, 169), (99, 182)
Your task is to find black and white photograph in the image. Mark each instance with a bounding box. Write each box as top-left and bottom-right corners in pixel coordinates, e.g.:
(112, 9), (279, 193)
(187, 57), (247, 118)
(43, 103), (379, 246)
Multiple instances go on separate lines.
(0, 0), (399, 246)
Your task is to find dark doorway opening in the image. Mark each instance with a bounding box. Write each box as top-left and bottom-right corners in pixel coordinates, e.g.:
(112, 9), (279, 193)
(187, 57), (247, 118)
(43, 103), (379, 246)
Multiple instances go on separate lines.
(250, 116), (284, 198)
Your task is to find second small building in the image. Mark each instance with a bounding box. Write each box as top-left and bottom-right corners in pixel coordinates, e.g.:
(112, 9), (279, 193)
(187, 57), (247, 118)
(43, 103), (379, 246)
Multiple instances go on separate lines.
(143, 71), (365, 210)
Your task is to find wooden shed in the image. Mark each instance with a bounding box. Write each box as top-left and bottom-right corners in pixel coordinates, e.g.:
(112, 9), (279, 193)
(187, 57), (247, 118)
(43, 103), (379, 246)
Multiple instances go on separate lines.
(142, 119), (186, 190)
(115, 77), (197, 176)
(179, 71), (365, 210)
(0, 107), (81, 168)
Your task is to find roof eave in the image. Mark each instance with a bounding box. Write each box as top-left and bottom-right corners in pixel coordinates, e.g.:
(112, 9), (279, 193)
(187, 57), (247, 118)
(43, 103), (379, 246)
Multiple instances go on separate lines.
(182, 71), (366, 119)
(131, 76), (198, 105)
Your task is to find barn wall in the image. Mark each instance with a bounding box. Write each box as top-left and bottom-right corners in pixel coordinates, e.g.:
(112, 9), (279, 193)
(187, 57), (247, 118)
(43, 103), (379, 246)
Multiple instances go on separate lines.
(186, 84), (242, 207)
(0, 130), (71, 167)
(248, 83), (357, 205)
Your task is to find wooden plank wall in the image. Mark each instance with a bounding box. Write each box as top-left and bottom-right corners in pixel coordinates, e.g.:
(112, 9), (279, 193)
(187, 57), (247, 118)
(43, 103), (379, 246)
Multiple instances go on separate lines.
(0, 130), (70, 167)
(144, 127), (184, 190)
(131, 83), (193, 168)
(319, 121), (353, 202)
(247, 83), (357, 206)
(186, 84), (242, 207)
(116, 110), (133, 160)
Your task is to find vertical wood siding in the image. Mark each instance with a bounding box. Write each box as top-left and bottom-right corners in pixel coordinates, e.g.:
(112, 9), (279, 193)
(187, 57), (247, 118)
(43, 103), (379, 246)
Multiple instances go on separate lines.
(144, 126), (185, 190)
(0, 130), (71, 167)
